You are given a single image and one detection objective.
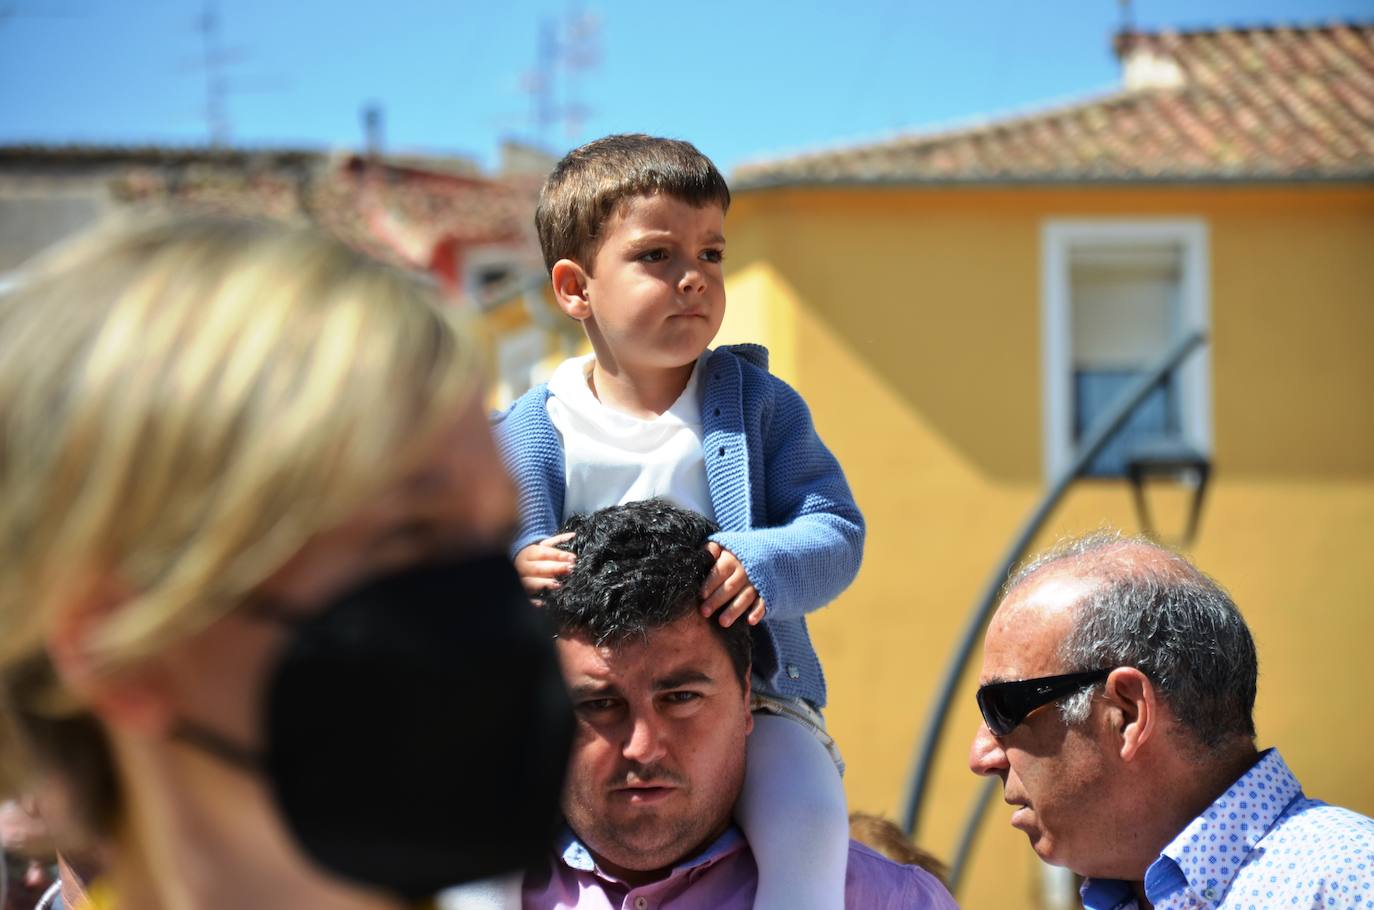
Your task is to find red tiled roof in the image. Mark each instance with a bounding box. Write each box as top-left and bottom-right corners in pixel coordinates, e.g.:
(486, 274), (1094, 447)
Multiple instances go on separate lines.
(99, 152), (539, 271)
(0, 144), (327, 169)
(312, 159), (539, 266)
(734, 23), (1374, 187)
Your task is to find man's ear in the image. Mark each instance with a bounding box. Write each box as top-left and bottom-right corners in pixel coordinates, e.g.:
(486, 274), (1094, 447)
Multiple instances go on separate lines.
(46, 580), (176, 736)
(1102, 666), (1156, 764)
(551, 259), (592, 320)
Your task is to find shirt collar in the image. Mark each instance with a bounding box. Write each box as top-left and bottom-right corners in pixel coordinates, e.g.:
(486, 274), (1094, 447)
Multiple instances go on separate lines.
(546, 351), (710, 424)
(1082, 748), (1304, 908)
(1080, 876), (1139, 910)
(556, 824), (747, 885)
(556, 826), (598, 873)
(1155, 748), (1302, 904)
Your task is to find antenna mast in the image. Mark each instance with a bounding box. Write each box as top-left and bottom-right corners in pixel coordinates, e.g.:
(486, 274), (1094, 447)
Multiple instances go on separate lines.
(197, 0), (231, 146)
(521, 4), (601, 148)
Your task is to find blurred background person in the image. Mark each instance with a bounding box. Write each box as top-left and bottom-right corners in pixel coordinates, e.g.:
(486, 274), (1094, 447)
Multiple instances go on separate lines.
(0, 216), (572, 910)
(848, 813), (949, 888)
(1, 799), (57, 910)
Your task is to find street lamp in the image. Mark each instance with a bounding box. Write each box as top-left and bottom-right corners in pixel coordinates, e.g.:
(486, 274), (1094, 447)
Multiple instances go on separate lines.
(1125, 438), (1211, 548)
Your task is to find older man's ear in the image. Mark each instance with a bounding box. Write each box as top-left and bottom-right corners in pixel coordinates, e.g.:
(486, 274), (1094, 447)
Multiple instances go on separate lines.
(1102, 667), (1159, 764)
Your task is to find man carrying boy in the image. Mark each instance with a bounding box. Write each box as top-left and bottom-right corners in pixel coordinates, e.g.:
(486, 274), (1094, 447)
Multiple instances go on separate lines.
(494, 134), (865, 910)
(524, 500), (953, 909)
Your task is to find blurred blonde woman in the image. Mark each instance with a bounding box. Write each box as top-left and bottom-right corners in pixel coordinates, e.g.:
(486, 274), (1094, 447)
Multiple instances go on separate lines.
(0, 217), (571, 910)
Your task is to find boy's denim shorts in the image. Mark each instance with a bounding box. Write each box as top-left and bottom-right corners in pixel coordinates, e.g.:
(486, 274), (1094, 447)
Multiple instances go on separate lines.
(750, 675), (845, 776)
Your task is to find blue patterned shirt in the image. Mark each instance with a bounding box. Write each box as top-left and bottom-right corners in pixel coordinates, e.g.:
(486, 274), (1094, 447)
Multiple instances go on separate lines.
(1082, 749), (1374, 909)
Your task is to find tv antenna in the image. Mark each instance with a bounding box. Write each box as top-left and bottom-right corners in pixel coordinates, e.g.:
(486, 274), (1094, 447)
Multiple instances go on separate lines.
(187, 0), (287, 147)
(520, 2), (602, 147)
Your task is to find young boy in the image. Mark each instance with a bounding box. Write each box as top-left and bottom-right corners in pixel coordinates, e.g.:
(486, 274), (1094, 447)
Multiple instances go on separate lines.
(494, 134), (864, 910)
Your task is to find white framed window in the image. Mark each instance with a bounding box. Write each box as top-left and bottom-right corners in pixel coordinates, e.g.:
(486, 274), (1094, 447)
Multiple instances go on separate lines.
(463, 243), (537, 309)
(1040, 219), (1211, 480)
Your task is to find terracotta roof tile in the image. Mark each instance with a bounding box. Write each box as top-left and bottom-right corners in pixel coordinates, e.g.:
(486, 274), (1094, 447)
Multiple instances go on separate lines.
(92, 152), (539, 271)
(0, 144), (539, 273)
(735, 22), (1374, 187)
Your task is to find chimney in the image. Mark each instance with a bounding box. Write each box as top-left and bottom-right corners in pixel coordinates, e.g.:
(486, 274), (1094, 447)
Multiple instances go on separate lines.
(363, 103), (384, 159)
(1115, 31), (1186, 92)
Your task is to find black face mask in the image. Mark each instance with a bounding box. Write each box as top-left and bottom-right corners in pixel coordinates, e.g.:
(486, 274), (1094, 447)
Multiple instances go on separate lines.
(174, 552), (573, 899)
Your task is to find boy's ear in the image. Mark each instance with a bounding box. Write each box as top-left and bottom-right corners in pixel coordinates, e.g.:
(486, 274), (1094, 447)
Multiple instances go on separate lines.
(551, 259), (592, 320)
(46, 579), (176, 736)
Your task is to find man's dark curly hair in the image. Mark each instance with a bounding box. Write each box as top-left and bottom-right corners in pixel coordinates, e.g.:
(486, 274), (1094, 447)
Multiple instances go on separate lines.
(543, 499), (751, 687)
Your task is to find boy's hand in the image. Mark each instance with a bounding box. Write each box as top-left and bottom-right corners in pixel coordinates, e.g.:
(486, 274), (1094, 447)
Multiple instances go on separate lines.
(700, 542), (767, 627)
(515, 532), (576, 602)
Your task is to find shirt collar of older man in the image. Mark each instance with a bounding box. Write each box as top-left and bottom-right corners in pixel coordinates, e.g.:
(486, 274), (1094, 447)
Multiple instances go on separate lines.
(1080, 748), (1374, 910)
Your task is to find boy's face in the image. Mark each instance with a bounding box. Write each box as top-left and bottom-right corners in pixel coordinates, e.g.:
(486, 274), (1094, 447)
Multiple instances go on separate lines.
(569, 193), (726, 374)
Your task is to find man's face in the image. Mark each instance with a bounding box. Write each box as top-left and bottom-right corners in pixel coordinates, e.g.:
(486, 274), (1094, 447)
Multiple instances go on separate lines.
(967, 571), (1121, 875)
(556, 612), (752, 883)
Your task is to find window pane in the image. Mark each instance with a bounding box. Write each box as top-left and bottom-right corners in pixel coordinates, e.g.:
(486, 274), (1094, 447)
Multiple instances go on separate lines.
(1068, 242), (1185, 476)
(1074, 370), (1178, 476)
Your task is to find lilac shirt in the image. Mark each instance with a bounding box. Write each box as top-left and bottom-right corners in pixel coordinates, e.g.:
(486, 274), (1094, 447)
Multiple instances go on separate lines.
(522, 826), (958, 910)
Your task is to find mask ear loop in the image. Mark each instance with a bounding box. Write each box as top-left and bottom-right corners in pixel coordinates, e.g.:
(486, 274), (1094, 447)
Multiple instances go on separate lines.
(240, 597), (312, 628)
(170, 719), (265, 774)
(166, 595), (308, 775)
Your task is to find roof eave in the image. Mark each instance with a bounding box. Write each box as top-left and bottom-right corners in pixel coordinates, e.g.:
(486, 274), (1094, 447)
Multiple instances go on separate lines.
(734, 172), (1374, 192)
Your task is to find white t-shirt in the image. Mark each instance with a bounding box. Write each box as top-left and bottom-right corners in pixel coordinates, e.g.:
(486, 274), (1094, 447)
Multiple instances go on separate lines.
(545, 353), (717, 522)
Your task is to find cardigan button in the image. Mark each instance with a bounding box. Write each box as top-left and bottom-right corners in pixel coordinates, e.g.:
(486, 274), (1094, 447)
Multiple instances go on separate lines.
(718, 446), (726, 456)
(786, 664), (801, 679)
(714, 407), (721, 417)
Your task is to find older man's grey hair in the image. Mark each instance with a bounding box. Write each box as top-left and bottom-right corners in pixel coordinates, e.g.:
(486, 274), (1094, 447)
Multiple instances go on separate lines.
(1005, 531), (1257, 753)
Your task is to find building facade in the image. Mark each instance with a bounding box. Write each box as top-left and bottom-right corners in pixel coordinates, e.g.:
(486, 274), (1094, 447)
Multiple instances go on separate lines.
(725, 22), (1374, 907)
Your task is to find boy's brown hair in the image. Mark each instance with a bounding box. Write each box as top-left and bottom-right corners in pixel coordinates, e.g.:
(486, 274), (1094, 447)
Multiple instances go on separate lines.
(535, 133), (730, 272)
(848, 813), (950, 887)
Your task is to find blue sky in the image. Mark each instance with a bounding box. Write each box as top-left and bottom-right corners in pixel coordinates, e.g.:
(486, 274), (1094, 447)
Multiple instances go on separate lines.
(1, 0), (1370, 173)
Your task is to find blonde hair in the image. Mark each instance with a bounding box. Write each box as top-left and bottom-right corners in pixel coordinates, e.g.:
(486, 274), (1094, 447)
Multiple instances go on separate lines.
(0, 215), (481, 820)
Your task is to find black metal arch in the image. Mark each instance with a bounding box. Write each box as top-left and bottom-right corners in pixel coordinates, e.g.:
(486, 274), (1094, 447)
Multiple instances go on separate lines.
(899, 330), (1210, 893)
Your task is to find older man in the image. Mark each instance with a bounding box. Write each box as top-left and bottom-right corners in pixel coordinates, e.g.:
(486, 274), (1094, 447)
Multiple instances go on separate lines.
(524, 499), (954, 909)
(969, 532), (1374, 909)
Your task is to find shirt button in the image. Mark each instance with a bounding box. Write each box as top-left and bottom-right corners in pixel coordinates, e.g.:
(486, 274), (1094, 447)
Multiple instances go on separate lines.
(1202, 888), (1217, 900)
(786, 664), (801, 679)
(634, 898), (648, 910)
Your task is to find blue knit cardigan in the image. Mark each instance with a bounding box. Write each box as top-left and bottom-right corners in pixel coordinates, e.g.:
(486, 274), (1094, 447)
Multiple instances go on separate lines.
(491, 344), (865, 707)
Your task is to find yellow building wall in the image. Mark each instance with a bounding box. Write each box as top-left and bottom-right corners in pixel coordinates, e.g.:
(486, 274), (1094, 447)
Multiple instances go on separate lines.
(721, 185), (1374, 907)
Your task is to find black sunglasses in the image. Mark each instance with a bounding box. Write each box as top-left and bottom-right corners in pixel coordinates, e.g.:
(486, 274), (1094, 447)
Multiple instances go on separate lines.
(976, 668), (1113, 736)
